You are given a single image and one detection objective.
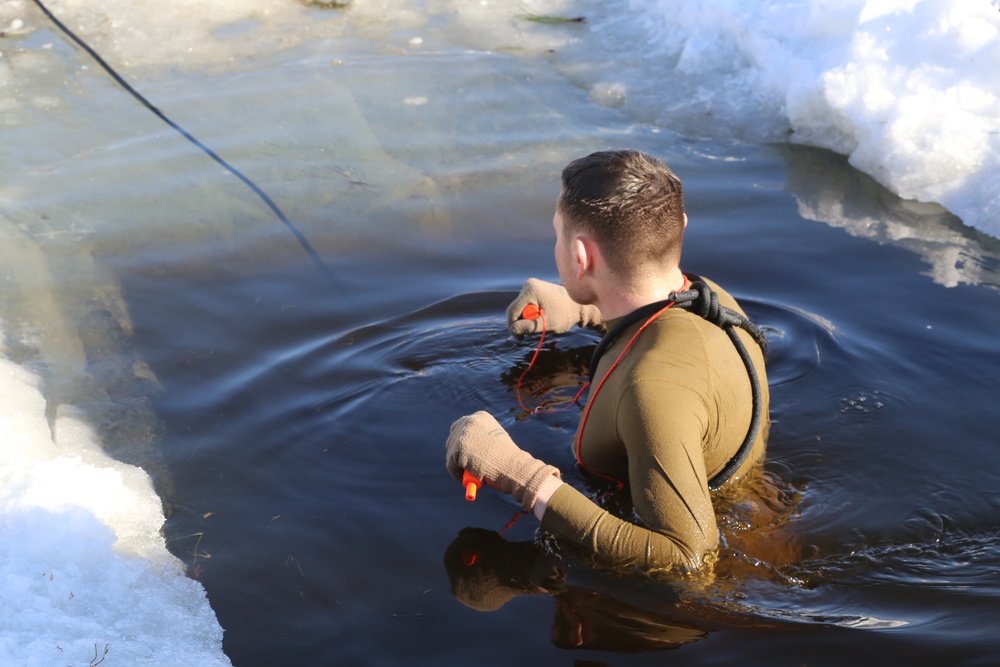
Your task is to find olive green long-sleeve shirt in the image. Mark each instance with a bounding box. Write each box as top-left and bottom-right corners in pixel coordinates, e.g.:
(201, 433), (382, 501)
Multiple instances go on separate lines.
(540, 277), (769, 571)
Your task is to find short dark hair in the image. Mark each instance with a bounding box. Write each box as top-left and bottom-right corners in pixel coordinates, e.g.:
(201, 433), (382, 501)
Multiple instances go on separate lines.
(559, 149), (686, 278)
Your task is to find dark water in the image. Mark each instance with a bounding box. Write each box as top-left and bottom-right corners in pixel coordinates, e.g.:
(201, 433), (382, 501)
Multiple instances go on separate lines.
(8, 14), (1000, 667)
(140, 135), (1000, 664)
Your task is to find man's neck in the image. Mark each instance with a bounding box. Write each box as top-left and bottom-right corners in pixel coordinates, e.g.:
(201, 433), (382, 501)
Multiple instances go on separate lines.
(593, 267), (687, 320)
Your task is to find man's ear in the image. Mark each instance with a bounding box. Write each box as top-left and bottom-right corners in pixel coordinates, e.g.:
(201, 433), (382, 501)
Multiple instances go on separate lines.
(572, 235), (596, 280)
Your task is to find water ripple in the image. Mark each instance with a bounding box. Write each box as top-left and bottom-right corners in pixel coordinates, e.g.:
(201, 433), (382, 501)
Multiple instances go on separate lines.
(742, 299), (838, 388)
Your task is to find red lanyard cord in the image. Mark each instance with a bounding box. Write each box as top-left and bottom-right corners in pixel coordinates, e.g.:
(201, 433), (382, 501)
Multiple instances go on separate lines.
(508, 277), (765, 497)
(514, 308), (548, 413)
(514, 308), (590, 414)
(512, 300), (677, 487)
(574, 302), (677, 488)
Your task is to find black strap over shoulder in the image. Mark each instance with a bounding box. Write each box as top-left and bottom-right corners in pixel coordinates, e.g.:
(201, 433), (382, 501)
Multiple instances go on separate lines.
(587, 274), (767, 491)
(669, 274), (768, 355)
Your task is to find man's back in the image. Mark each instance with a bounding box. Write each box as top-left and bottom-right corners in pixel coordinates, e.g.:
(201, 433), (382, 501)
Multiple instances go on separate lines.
(541, 276), (769, 570)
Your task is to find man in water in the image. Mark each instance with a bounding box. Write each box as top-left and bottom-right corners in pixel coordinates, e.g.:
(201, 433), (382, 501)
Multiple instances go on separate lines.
(446, 149), (769, 571)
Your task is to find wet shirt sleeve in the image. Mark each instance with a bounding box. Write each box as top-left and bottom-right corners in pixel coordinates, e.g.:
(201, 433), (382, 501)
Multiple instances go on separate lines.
(540, 377), (719, 571)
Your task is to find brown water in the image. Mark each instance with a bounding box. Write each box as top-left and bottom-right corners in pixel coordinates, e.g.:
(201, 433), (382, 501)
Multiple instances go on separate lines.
(4, 2), (1000, 665)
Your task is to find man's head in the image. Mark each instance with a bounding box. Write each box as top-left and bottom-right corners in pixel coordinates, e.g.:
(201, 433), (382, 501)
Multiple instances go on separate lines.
(557, 149), (686, 283)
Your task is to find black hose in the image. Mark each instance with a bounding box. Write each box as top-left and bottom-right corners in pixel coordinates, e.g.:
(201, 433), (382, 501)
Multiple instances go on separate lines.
(708, 324), (764, 490)
(29, 0), (341, 289)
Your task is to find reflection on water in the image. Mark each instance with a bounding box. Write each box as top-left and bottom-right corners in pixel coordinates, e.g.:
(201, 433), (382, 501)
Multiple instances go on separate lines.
(444, 527), (713, 652)
(784, 144), (1000, 290)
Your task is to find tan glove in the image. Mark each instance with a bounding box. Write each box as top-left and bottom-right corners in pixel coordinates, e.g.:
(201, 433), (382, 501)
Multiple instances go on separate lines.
(445, 411), (561, 512)
(506, 278), (604, 337)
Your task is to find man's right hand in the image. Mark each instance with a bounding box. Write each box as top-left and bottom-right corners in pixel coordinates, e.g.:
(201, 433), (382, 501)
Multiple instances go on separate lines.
(505, 278), (604, 337)
(445, 411), (561, 513)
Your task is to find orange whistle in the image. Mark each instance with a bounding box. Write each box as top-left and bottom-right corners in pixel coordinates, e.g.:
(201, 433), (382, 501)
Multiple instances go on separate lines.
(521, 304), (542, 321)
(463, 470), (481, 501)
